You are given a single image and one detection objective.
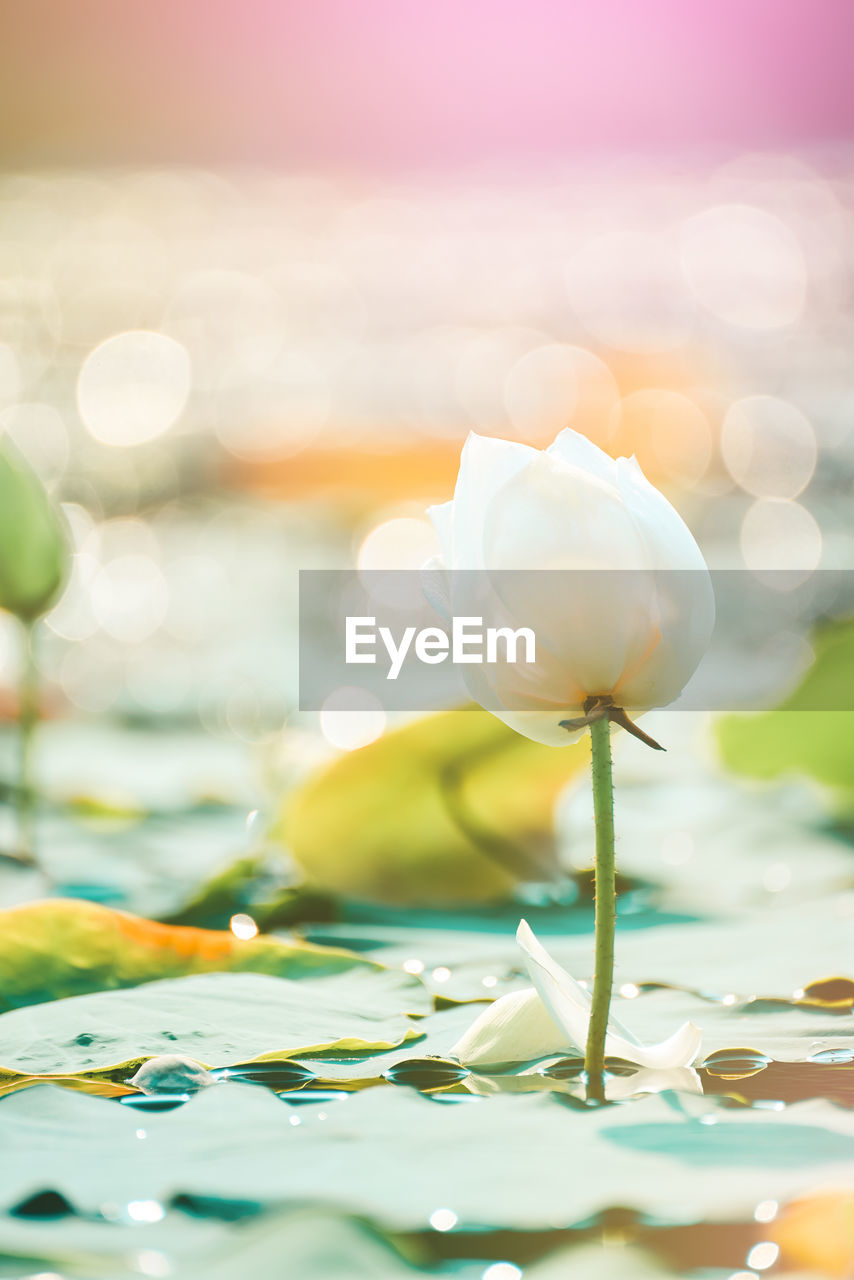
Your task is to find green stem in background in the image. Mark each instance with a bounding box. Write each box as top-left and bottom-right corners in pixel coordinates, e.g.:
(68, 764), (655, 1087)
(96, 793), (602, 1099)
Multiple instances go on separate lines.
(584, 711), (616, 1099)
(16, 619), (39, 865)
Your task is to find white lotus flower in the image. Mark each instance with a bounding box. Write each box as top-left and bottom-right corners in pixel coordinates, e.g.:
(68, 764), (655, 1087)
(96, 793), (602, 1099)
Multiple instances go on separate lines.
(427, 429), (714, 746)
(451, 920), (702, 1071)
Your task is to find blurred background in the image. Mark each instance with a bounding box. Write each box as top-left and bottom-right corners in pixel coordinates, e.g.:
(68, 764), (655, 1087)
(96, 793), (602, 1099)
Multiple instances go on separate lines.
(1, 0), (853, 913)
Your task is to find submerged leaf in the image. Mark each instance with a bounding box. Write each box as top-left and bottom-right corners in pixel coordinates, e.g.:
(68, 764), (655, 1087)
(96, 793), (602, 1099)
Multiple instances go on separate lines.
(278, 707), (588, 906)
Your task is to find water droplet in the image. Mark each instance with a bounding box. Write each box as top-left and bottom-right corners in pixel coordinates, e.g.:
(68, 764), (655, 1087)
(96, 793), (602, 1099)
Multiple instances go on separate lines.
(482, 1265), (523, 1280)
(219, 1060), (315, 1090)
(808, 1047), (854, 1064)
(801, 976), (854, 1007)
(385, 1058), (469, 1090)
(701, 1048), (771, 1077)
(432, 966), (452, 983)
(130, 1054), (214, 1095)
(403, 958), (425, 975)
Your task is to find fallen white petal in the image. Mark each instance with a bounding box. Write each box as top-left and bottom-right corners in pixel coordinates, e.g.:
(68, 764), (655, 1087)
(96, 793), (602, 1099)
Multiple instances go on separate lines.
(450, 986), (569, 1067)
(516, 919), (702, 1070)
(451, 922), (702, 1070)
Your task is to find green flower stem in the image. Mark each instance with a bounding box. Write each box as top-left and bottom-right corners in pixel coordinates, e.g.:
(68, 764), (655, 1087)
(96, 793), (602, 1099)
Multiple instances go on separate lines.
(16, 619), (39, 864)
(585, 712), (616, 1097)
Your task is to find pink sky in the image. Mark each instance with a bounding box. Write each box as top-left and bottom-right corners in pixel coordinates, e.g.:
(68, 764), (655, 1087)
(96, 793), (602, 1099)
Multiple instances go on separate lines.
(2, 0), (853, 167)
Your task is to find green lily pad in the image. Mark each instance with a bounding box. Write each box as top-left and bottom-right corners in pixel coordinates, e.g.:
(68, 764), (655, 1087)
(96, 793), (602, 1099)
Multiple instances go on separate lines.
(0, 899), (416, 1012)
(717, 617), (854, 805)
(0, 967), (428, 1076)
(3, 1080), (854, 1230)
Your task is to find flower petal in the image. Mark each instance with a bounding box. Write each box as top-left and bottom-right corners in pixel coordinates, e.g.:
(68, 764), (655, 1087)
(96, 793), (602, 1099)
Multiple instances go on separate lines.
(420, 554), (452, 622)
(451, 432), (539, 569)
(614, 456), (715, 710)
(617, 455), (709, 573)
(481, 452), (656, 695)
(517, 919), (701, 1070)
(517, 918), (639, 1049)
(546, 428), (618, 485)
(450, 986), (569, 1067)
(612, 1020), (703, 1072)
(426, 499), (454, 566)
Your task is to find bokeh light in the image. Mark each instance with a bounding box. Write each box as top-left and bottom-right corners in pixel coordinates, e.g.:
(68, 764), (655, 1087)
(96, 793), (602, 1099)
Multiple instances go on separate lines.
(680, 204), (806, 329)
(504, 343), (620, 446)
(319, 686), (386, 751)
(610, 389), (712, 487)
(357, 517), (440, 573)
(213, 349), (330, 461)
(740, 498), (822, 581)
(162, 268), (284, 391)
(0, 401), (69, 480)
(90, 554), (169, 643)
(564, 230), (692, 352)
(77, 330), (191, 446)
(230, 912), (259, 940)
(721, 395), (816, 498)
(0, 342), (21, 408)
